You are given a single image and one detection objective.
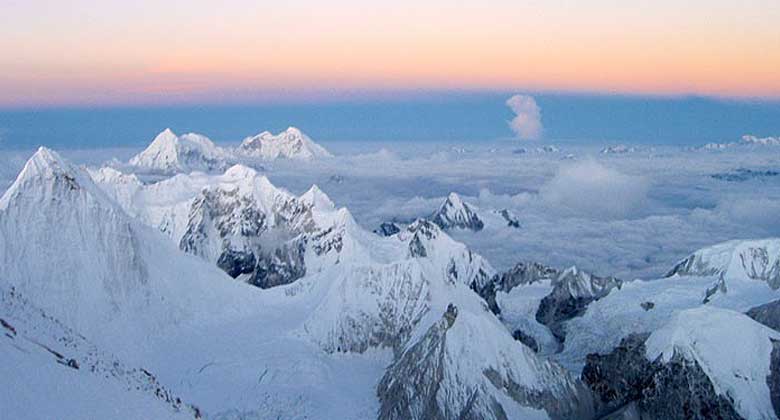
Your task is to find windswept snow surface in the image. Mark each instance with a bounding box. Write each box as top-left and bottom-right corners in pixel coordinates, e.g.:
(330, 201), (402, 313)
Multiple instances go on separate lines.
(0, 286), (198, 420)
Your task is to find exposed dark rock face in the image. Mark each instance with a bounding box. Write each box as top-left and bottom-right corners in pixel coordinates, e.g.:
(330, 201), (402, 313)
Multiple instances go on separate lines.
(536, 289), (594, 342)
(216, 249), (257, 278)
(535, 269), (622, 343)
(498, 209), (521, 229)
(474, 262), (560, 315)
(747, 299), (780, 332)
(406, 219), (441, 259)
(582, 333), (742, 420)
(374, 222), (401, 237)
(512, 329), (539, 353)
(431, 193), (484, 232)
(248, 241), (307, 289)
(179, 186), (313, 289)
(311, 226), (344, 255)
(768, 339), (780, 419)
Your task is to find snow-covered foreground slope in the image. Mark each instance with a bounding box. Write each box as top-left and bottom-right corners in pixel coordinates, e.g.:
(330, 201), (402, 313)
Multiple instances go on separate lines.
(2, 148), (599, 419)
(0, 148), (256, 347)
(0, 287), (198, 420)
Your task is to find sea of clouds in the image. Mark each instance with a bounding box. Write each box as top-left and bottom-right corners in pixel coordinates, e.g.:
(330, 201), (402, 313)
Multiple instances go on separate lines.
(3, 136), (777, 281)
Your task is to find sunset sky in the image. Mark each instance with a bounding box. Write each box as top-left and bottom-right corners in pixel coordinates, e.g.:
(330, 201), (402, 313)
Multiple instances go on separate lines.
(2, 0), (779, 107)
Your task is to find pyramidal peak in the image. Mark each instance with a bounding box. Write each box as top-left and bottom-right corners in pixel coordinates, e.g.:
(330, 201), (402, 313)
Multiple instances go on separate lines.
(431, 192), (484, 231)
(1, 147), (111, 210)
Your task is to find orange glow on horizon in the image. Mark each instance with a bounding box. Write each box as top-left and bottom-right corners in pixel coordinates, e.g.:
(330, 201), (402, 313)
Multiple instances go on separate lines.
(1, 0), (779, 106)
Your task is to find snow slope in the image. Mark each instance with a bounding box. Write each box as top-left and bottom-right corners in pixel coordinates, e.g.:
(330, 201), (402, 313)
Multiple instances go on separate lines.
(0, 287), (198, 420)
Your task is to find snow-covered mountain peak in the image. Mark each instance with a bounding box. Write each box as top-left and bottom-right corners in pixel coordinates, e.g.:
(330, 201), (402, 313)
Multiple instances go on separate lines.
(216, 164), (295, 209)
(222, 162), (257, 179)
(431, 192), (484, 231)
(1, 147), (112, 210)
(129, 128), (230, 173)
(16, 146), (79, 183)
(238, 127), (332, 161)
(742, 135), (780, 146)
(300, 184), (335, 211)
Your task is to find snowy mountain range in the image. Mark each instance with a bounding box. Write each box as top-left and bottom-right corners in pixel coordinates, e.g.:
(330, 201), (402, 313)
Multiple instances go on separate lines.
(1, 148), (593, 419)
(238, 127), (333, 161)
(699, 134), (780, 151)
(128, 127), (331, 174)
(4, 145), (780, 419)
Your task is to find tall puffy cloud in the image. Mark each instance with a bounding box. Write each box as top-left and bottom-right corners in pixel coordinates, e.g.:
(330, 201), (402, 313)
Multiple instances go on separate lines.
(506, 94), (542, 140)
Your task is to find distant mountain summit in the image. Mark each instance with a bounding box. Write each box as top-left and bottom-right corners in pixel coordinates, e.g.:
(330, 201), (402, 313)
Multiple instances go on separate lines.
(698, 134), (780, 151)
(238, 127), (332, 161)
(129, 128), (231, 173)
(431, 192), (484, 231)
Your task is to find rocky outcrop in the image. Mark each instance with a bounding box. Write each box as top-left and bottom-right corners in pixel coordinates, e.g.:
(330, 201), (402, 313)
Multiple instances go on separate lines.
(374, 222), (401, 237)
(536, 267), (622, 342)
(475, 262), (621, 344)
(247, 240), (307, 289)
(497, 209), (521, 228)
(747, 299), (780, 332)
(582, 333), (742, 420)
(768, 340), (780, 419)
(474, 261), (560, 315)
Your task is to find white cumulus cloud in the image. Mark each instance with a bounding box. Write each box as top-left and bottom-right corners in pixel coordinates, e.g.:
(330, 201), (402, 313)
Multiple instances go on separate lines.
(506, 94), (542, 140)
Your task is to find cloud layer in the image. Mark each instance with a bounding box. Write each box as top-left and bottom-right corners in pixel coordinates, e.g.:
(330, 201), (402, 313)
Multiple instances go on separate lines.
(540, 159), (651, 219)
(506, 95), (542, 140)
